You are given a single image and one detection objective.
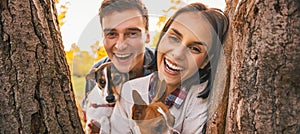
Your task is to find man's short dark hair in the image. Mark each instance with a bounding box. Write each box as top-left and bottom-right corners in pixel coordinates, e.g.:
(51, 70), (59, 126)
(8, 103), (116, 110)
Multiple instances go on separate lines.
(99, 0), (149, 31)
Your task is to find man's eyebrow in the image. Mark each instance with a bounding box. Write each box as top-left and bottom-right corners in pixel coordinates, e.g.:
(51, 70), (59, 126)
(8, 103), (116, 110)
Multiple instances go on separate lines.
(103, 28), (116, 33)
(127, 28), (142, 32)
(103, 28), (142, 33)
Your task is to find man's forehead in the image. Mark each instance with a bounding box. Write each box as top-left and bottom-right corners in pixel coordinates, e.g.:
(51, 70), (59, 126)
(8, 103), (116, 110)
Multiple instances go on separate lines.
(102, 9), (145, 29)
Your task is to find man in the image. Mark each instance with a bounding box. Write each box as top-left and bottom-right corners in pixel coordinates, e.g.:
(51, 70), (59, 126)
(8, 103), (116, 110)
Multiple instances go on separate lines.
(81, 0), (154, 133)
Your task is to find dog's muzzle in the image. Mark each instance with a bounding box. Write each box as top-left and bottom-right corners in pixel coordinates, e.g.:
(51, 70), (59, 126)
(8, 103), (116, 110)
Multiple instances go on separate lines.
(106, 95), (116, 103)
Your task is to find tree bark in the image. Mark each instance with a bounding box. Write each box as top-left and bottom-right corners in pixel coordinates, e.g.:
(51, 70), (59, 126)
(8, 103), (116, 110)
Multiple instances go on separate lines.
(224, 0), (300, 133)
(0, 0), (84, 133)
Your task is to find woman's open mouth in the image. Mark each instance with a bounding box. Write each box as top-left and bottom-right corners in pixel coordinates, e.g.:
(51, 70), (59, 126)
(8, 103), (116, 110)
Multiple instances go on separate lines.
(164, 58), (183, 72)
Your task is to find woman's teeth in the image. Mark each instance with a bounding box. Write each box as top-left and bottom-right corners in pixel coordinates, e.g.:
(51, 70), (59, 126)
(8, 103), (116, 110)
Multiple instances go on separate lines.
(165, 58), (183, 71)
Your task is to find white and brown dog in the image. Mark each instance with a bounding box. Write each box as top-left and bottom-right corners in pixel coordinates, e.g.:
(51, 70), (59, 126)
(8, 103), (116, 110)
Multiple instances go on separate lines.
(84, 62), (129, 134)
(131, 80), (179, 134)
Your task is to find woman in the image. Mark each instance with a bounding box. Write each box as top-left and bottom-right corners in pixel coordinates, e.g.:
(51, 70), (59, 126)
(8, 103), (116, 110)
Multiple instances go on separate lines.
(110, 2), (229, 134)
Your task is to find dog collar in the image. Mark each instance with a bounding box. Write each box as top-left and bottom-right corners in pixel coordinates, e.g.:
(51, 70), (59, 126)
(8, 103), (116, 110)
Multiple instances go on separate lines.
(89, 103), (115, 108)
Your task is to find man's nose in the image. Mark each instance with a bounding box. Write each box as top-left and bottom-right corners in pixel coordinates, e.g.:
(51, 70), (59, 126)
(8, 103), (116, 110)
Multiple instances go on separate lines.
(115, 34), (127, 50)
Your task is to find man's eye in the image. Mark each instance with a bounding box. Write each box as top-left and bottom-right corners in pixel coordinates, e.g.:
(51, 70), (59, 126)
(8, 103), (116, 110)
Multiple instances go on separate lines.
(126, 31), (140, 38)
(105, 32), (118, 39)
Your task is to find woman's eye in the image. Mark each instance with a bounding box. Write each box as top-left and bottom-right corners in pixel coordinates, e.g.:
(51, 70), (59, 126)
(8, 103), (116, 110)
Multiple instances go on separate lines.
(188, 46), (202, 53)
(168, 35), (180, 43)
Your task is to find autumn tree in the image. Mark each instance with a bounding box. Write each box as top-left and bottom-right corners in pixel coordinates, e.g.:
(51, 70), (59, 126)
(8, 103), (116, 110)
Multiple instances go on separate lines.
(73, 50), (94, 77)
(150, 0), (184, 47)
(90, 40), (107, 62)
(206, 0), (300, 133)
(67, 42), (106, 77)
(0, 0), (84, 133)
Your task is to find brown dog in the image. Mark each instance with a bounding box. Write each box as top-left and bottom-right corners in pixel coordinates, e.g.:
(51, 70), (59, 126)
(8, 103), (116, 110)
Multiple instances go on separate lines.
(131, 80), (179, 134)
(85, 62), (129, 133)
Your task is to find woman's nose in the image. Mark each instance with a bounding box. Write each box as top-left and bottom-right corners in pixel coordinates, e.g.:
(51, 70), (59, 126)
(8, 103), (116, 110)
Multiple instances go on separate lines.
(171, 45), (186, 60)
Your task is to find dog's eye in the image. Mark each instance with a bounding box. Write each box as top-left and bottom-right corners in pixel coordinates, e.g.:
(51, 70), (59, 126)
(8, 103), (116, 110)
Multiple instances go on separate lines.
(112, 74), (122, 85)
(153, 120), (165, 132)
(99, 79), (106, 88)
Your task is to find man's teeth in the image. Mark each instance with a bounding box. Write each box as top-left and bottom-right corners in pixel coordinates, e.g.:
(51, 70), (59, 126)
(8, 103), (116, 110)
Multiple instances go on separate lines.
(165, 59), (183, 71)
(115, 54), (131, 58)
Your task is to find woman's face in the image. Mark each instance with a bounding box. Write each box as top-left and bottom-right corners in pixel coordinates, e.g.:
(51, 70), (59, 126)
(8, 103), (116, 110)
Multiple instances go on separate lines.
(157, 12), (213, 89)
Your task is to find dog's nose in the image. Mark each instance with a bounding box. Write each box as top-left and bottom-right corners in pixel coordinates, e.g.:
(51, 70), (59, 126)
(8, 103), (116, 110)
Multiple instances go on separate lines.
(106, 95), (116, 103)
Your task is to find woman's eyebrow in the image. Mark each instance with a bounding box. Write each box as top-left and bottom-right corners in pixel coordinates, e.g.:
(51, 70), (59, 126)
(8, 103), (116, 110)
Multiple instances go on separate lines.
(170, 28), (183, 38)
(193, 41), (207, 47)
(171, 28), (208, 47)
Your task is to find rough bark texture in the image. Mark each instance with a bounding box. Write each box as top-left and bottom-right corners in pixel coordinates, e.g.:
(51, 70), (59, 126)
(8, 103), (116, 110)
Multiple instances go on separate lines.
(225, 0), (300, 133)
(0, 0), (84, 133)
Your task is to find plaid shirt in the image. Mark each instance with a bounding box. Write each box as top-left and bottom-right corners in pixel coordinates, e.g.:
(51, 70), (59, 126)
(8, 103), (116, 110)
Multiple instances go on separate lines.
(148, 73), (187, 109)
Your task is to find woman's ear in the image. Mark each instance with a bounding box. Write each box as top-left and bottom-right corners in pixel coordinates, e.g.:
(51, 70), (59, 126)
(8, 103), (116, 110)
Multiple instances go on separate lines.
(199, 57), (209, 69)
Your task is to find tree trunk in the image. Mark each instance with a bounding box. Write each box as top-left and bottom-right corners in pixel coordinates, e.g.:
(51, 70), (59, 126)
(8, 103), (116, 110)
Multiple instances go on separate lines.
(0, 0), (84, 133)
(224, 0), (300, 133)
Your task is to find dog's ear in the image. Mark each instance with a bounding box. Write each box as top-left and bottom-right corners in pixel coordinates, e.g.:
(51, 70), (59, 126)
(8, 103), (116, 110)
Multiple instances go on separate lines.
(132, 90), (147, 105)
(85, 62), (112, 80)
(86, 69), (96, 80)
(132, 90), (147, 120)
(167, 112), (175, 128)
(96, 62), (112, 72)
(153, 80), (167, 102)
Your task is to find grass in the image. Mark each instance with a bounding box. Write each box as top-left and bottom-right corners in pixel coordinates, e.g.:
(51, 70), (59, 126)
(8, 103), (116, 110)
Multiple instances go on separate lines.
(71, 75), (87, 130)
(72, 75), (86, 103)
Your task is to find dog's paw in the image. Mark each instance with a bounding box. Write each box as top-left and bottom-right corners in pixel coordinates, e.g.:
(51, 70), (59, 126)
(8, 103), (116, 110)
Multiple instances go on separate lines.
(99, 117), (110, 134)
(85, 119), (101, 134)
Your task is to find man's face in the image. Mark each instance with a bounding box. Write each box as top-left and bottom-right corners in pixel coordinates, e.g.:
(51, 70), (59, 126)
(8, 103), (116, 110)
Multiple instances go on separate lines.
(101, 9), (150, 73)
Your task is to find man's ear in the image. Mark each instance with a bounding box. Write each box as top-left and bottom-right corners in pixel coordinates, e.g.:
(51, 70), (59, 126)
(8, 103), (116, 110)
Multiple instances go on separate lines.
(145, 32), (150, 43)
